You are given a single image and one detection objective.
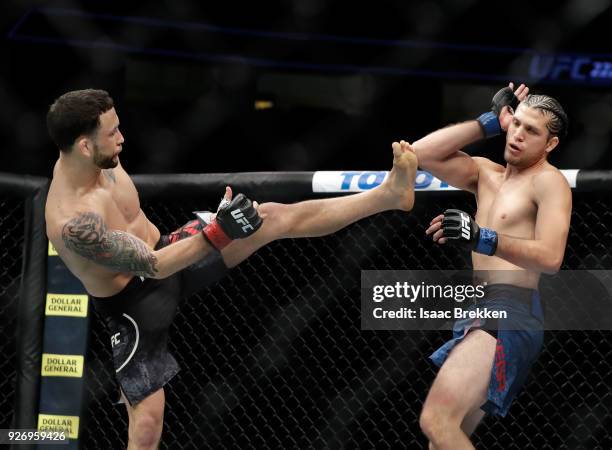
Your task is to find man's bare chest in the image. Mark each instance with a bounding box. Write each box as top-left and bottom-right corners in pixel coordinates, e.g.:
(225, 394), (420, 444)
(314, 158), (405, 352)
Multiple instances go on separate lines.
(476, 177), (537, 232)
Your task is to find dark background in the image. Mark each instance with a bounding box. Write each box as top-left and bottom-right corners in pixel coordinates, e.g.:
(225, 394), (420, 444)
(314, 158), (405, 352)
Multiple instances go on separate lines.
(1, 0), (612, 178)
(2, 2), (612, 448)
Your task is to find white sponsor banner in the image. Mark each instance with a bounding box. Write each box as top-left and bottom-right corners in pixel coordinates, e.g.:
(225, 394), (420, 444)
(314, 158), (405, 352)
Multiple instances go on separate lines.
(312, 169), (581, 192)
(312, 171), (458, 192)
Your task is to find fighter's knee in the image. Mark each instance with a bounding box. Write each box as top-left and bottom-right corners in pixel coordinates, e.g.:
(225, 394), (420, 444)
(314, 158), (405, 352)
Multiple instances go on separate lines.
(129, 412), (163, 449)
(419, 406), (449, 441)
(257, 202), (294, 239)
(419, 407), (439, 439)
(420, 403), (464, 447)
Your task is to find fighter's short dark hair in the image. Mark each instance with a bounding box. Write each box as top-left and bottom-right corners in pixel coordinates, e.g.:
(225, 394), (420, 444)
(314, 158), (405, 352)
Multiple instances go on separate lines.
(47, 89), (114, 152)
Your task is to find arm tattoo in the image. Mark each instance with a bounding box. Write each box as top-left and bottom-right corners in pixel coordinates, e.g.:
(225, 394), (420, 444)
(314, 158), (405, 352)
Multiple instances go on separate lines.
(62, 212), (158, 277)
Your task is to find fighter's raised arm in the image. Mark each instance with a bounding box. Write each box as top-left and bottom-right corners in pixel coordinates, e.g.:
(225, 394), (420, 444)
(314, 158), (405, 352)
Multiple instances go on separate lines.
(412, 83), (529, 193)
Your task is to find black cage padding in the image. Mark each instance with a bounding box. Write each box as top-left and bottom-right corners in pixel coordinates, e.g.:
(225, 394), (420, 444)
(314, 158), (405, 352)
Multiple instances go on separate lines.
(132, 172), (316, 202)
(0, 172), (48, 435)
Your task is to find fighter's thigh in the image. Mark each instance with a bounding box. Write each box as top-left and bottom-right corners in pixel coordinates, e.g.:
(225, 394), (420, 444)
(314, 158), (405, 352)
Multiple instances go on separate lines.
(424, 330), (496, 419)
(220, 202), (293, 268)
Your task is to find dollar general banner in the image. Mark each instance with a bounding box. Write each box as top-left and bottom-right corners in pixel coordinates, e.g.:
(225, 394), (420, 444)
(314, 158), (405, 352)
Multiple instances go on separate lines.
(38, 414), (80, 439)
(38, 241), (89, 449)
(45, 293), (88, 317)
(41, 354), (84, 378)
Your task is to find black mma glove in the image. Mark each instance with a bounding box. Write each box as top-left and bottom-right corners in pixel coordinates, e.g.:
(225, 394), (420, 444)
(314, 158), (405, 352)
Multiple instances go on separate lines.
(441, 209), (498, 256)
(476, 86), (520, 139)
(202, 193), (263, 250)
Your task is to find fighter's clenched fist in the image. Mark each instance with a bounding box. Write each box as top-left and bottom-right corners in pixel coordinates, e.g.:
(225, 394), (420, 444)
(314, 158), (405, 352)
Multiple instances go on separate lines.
(426, 209), (498, 256)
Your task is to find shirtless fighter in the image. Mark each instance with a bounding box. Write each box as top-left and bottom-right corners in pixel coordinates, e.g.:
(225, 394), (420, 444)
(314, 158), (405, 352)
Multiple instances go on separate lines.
(409, 84), (571, 449)
(44, 89), (417, 449)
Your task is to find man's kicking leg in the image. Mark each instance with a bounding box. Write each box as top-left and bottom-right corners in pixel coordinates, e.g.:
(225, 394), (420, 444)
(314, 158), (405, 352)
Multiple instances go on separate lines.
(221, 141), (417, 267)
(144, 141), (415, 449)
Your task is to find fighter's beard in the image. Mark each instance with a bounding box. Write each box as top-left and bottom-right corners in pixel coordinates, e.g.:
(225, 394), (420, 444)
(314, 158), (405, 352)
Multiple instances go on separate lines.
(93, 146), (118, 169)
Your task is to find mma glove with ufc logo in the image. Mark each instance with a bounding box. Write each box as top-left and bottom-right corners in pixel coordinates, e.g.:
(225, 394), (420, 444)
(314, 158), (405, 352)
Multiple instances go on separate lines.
(202, 193), (263, 250)
(442, 209), (498, 256)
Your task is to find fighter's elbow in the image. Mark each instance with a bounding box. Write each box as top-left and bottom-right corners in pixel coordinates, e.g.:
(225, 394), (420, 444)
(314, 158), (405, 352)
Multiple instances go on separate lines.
(412, 148), (434, 170)
(541, 266), (559, 275)
(541, 255), (563, 274)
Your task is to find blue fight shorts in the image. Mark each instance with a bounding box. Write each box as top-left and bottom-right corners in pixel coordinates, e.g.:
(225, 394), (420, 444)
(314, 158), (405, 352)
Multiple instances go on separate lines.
(92, 218), (228, 405)
(429, 284), (544, 417)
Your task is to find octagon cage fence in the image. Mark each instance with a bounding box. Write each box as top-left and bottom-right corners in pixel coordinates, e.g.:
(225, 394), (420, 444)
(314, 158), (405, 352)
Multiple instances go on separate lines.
(2, 170), (612, 449)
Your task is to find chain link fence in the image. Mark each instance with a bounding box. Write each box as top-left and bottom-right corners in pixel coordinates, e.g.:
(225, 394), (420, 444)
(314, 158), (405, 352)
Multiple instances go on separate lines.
(77, 188), (612, 449)
(0, 197), (25, 429)
(0, 184), (604, 448)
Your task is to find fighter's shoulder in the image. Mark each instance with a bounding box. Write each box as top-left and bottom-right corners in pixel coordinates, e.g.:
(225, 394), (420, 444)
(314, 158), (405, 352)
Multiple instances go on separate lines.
(531, 166), (571, 201)
(47, 195), (108, 242)
(532, 166), (570, 190)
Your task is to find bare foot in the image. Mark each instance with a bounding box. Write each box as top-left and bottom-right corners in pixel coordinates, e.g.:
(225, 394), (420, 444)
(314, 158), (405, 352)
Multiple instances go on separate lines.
(381, 140), (418, 211)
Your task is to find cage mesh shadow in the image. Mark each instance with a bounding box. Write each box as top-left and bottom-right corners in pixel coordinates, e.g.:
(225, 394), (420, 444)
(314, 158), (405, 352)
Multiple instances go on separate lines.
(0, 197), (25, 429)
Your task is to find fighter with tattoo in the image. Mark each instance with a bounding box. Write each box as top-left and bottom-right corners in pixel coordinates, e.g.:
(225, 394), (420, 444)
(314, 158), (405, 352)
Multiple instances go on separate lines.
(44, 89), (417, 450)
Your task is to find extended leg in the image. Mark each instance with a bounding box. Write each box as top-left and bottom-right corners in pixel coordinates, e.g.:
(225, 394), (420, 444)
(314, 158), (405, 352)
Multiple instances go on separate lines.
(221, 141), (417, 268)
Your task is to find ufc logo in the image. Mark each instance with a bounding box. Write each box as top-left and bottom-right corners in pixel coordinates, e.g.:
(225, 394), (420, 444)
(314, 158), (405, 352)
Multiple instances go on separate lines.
(231, 209), (255, 233)
(460, 212), (471, 240)
(111, 332), (121, 347)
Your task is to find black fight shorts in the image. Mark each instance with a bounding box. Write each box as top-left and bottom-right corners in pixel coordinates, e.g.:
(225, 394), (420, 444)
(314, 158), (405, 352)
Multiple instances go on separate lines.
(91, 218), (227, 405)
